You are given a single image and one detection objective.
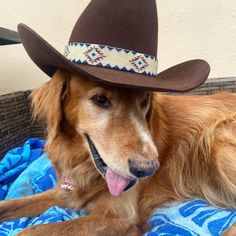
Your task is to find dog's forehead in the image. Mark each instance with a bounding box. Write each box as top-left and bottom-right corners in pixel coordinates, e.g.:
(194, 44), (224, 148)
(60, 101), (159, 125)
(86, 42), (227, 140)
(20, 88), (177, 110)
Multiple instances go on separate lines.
(70, 73), (149, 99)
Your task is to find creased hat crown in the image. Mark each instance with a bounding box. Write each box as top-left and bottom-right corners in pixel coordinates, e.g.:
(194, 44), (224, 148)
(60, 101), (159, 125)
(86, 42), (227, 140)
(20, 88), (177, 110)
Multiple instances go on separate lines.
(69, 0), (158, 57)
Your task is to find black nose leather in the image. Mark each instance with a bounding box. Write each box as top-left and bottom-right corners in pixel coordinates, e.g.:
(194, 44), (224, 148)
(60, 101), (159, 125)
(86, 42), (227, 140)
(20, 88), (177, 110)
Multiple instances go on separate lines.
(128, 159), (159, 178)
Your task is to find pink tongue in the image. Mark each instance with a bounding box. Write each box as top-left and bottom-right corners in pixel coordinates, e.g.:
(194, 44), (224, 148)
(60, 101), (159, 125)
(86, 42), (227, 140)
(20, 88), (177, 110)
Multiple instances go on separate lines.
(105, 168), (131, 197)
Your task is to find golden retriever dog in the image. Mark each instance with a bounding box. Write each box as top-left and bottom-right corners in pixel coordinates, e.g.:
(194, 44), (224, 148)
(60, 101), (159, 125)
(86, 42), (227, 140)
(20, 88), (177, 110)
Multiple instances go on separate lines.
(0, 69), (236, 235)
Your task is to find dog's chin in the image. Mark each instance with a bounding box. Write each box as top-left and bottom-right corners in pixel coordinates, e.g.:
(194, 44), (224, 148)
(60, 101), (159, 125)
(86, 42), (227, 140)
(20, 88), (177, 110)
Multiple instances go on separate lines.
(85, 134), (137, 197)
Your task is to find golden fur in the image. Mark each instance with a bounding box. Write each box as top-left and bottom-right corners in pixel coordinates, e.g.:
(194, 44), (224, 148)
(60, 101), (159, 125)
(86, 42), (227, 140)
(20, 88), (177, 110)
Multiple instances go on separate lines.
(0, 69), (235, 235)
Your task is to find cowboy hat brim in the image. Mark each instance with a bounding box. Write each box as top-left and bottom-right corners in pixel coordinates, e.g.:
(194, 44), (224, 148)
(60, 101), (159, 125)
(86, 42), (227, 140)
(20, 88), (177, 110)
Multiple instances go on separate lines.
(18, 23), (210, 92)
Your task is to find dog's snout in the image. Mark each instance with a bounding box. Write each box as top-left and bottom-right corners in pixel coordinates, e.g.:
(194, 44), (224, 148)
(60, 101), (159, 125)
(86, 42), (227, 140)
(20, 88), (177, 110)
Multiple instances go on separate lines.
(128, 157), (159, 179)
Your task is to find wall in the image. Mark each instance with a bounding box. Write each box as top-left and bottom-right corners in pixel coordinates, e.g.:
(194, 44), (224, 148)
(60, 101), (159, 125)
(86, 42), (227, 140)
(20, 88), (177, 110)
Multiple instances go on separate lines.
(0, 0), (235, 94)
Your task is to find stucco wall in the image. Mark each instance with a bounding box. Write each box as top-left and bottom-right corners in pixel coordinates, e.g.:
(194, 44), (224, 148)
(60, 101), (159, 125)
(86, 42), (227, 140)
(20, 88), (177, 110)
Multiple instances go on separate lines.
(0, 0), (235, 95)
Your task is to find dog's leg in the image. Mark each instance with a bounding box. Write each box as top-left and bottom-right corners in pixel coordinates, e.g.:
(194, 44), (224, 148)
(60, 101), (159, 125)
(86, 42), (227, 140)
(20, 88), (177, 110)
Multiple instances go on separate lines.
(0, 188), (64, 222)
(16, 190), (142, 236)
(17, 216), (141, 236)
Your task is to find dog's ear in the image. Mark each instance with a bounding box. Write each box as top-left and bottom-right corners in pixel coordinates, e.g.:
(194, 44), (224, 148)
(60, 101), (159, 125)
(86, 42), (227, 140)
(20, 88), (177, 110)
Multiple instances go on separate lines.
(30, 69), (70, 140)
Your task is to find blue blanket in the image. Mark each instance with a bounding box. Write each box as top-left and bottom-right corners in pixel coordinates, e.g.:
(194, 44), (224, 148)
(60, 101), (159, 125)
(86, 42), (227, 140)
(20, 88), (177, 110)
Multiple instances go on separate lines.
(0, 139), (235, 236)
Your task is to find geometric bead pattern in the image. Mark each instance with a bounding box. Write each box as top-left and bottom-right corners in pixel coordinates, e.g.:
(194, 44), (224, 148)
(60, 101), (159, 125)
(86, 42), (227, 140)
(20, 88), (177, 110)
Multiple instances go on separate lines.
(64, 43), (158, 76)
(84, 46), (106, 64)
(130, 54), (149, 73)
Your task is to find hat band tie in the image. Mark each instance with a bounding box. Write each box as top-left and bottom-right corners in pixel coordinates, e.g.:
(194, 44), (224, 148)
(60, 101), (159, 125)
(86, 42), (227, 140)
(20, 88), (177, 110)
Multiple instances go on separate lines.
(64, 43), (158, 76)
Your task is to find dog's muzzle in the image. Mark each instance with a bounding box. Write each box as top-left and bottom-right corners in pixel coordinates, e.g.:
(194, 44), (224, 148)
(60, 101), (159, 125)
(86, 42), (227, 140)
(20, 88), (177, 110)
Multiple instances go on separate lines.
(85, 134), (137, 192)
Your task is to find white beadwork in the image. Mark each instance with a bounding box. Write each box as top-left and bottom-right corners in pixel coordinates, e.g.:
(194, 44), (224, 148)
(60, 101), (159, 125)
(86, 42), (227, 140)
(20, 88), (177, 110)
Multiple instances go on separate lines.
(64, 43), (158, 76)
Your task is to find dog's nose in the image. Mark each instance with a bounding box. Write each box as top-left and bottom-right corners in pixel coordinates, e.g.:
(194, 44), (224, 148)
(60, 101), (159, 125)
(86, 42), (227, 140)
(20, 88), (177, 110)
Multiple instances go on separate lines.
(128, 158), (159, 178)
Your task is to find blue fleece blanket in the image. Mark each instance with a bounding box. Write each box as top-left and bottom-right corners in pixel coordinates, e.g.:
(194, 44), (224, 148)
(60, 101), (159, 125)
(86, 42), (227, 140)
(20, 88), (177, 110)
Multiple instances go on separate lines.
(0, 139), (235, 236)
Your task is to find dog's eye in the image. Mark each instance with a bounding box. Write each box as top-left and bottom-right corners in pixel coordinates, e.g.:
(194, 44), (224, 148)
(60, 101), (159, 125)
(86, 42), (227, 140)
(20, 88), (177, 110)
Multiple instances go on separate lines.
(140, 96), (150, 109)
(91, 95), (111, 109)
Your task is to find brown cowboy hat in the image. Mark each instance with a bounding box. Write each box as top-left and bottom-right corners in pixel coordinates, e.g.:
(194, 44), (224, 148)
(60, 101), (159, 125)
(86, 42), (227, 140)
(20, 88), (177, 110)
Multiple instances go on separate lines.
(17, 0), (210, 92)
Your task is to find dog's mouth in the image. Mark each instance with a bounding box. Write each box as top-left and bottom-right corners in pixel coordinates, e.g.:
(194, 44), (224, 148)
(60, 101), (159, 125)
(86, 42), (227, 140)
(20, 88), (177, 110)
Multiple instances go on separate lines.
(85, 134), (137, 197)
